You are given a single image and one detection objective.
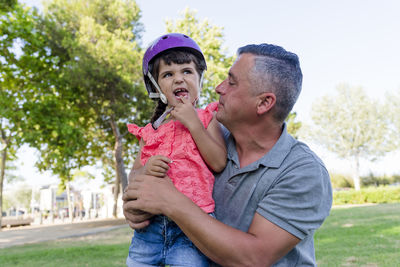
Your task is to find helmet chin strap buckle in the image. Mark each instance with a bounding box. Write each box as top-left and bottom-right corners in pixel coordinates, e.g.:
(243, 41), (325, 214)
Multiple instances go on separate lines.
(147, 72), (168, 104)
(149, 92), (160, 98)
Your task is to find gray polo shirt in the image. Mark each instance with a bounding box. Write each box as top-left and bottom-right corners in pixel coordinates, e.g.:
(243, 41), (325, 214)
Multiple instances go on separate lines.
(212, 124), (332, 266)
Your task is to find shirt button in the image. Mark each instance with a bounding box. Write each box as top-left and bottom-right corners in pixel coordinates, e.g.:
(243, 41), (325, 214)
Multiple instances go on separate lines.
(234, 164), (238, 169)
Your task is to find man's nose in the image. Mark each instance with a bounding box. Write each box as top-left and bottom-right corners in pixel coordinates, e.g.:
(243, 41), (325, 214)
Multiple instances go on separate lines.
(215, 79), (227, 94)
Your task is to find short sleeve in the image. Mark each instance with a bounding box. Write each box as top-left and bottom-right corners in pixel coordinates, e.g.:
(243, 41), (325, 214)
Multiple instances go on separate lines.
(198, 102), (219, 128)
(127, 123), (143, 141)
(257, 158), (332, 240)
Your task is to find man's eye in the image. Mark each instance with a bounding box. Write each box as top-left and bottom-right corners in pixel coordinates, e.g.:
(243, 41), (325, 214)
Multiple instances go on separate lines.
(163, 73), (172, 78)
(183, 70), (193, 74)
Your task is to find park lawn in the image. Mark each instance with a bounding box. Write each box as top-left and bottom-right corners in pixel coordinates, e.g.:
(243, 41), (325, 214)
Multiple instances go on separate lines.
(315, 203), (400, 267)
(0, 203), (399, 266)
(0, 226), (134, 267)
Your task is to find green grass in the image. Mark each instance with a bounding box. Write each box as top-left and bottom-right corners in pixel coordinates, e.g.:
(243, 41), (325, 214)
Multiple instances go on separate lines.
(0, 226), (134, 267)
(1, 203), (399, 266)
(315, 203), (400, 267)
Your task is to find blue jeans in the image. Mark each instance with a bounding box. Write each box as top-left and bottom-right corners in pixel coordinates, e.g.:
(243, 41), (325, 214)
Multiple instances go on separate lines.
(126, 215), (211, 267)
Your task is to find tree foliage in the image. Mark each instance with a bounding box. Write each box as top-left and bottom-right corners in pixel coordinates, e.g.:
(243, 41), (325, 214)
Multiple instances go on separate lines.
(385, 88), (400, 149)
(165, 8), (234, 106)
(0, 0), (17, 13)
(38, 0), (150, 216)
(285, 112), (302, 138)
(165, 9), (303, 137)
(0, 1), (44, 227)
(309, 84), (391, 190)
(1, 2), (266, 220)
(1, 1), (95, 222)
(2, 184), (35, 212)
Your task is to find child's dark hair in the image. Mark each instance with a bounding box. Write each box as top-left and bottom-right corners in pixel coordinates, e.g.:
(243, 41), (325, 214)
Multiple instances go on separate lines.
(149, 48), (206, 124)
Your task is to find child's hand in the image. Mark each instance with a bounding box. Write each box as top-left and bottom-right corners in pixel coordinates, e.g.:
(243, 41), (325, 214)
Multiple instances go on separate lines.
(144, 155), (171, 177)
(172, 97), (201, 130)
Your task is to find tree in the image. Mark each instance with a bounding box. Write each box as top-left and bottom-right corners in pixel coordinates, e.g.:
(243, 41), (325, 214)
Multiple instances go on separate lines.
(309, 84), (391, 190)
(1, 0), (92, 222)
(165, 9), (302, 137)
(285, 112), (302, 139)
(0, 0), (17, 12)
(3, 184), (34, 213)
(0, 1), (44, 228)
(165, 8), (234, 105)
(385, 88), (400, 149)
(14, 184), (32, 211)
(0, 119), (19, 225)
(40, 0), (149, 217)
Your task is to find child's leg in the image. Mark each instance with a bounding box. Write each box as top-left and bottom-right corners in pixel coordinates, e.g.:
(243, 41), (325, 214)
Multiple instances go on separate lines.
(126, 216), (165, 266)
(164, 217), (210, 267)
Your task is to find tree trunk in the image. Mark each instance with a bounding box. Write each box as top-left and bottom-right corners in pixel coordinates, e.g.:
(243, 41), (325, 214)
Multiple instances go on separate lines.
(112, 169), (121, 218)
(352, 154), (361, 191)
(110, 119), (127, 218)
(0, 144), (7, 229)
(66, 180), (74, 222)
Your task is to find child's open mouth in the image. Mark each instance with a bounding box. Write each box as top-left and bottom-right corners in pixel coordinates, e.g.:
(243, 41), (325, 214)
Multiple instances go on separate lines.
(174, 88), (189, 99)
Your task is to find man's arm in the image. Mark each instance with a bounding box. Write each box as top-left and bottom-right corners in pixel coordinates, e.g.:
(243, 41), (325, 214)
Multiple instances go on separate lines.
(123, 139), (170, 229)
(170, 201), (300, 266)
(123, 155), (152, 229)
(122, 174), (300, 266)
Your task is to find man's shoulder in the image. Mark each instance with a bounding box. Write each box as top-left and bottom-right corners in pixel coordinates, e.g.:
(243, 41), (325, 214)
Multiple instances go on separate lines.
(273, 137), (331, 188)
(289, 139), (326, 168)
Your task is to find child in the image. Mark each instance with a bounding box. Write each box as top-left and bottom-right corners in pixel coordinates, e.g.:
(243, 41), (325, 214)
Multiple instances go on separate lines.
(126, 33), (227, 267)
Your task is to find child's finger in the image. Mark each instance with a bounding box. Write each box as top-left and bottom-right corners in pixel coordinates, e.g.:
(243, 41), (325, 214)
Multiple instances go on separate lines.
(153, 155), (172, 164)
(151, 165), (168, 173)
(179, 96), (190, 104)
(151, 159), (170, 172)
(149, 170), (166, 178)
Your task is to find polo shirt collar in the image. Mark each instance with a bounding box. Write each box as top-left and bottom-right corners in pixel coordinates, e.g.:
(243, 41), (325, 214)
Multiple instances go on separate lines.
(226, 123), (296, 169)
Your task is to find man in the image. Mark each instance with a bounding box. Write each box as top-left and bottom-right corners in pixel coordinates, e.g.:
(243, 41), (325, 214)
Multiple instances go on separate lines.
(123, 43), (332, 266)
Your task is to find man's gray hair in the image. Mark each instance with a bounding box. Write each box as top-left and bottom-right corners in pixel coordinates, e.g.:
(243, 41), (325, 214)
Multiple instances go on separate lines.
(238, 44), (302, 122)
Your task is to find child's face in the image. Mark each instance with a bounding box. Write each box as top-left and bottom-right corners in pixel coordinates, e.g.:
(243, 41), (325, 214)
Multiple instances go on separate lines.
(157, 60), (201, 107)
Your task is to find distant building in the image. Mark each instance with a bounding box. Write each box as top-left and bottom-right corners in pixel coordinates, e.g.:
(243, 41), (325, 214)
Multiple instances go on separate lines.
(39, 184), (123, 219)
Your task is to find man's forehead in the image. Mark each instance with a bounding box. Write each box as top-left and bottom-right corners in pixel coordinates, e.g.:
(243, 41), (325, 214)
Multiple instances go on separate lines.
(229, 53), (254, 79)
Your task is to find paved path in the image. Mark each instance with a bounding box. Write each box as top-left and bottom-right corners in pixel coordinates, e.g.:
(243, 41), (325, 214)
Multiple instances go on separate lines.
(0, 218), (128, 249)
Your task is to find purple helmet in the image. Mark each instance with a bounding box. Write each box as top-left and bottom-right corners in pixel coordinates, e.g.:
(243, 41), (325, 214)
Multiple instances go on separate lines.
(142, 33), (207, 101)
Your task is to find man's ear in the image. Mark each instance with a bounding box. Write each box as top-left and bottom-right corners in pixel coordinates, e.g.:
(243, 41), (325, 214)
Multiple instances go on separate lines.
(256, 92), (276, 115)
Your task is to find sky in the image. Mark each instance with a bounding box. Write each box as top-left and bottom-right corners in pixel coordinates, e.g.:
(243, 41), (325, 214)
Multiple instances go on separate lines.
(8, 0), (400, 189)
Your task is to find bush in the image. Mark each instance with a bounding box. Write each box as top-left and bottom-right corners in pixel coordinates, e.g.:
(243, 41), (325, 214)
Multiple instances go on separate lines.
(333, 185), (400, 205)
(329, 172), (400, 189)
(330, 173), (353, 189)
(361, 173), (393, 187)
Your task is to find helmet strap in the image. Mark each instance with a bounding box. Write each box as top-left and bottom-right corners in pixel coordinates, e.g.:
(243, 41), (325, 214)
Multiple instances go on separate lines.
(194, 71), (205, 103)
(147, 72), (168, 104)
(199, 71), (205, 88)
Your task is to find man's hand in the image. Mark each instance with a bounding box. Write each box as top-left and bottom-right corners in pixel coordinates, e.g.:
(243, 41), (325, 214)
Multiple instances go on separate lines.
(123, 174), (184, 217)
(144, 155), (171, 177)
(123, 155), (170, 230)
(122, 203), (153, 230)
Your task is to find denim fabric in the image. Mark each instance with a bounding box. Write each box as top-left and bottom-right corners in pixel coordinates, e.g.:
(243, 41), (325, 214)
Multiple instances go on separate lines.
(126, 215), (210, 267)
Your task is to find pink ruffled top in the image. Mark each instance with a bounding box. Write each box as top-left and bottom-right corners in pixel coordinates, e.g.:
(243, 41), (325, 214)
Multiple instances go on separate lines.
(127, 102), (218, 213)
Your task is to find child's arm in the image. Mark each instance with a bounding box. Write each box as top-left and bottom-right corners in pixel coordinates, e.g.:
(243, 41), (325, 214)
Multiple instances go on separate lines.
(172, 98), (227, 173)
(132, 139), (171, 178)
(202, 115), (227, 172)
